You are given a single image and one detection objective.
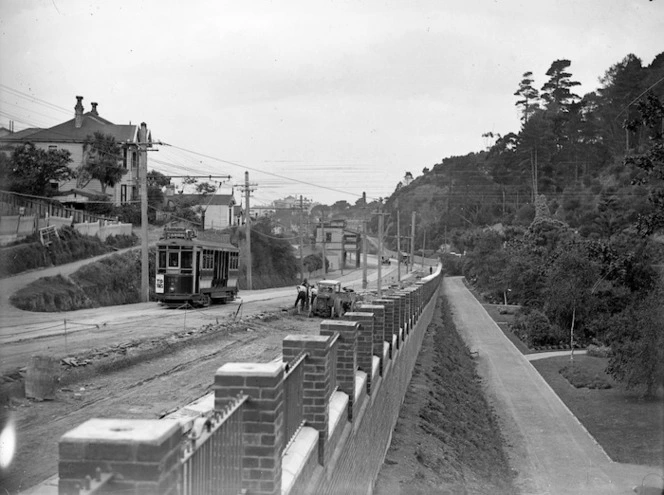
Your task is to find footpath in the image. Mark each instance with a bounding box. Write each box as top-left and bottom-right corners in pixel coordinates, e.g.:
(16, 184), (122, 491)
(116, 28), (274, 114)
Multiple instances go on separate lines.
(444, 276), (663, 494)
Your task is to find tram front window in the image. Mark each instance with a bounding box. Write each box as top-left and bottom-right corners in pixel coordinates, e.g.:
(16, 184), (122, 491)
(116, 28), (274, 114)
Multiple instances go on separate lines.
(168, 252), (179, 268)
(181, 251), (192, 269)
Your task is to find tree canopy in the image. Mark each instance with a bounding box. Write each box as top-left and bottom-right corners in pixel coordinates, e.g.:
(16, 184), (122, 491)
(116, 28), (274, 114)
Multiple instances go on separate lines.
(9, 143), (74, 196)
(79, 132), (126, 195)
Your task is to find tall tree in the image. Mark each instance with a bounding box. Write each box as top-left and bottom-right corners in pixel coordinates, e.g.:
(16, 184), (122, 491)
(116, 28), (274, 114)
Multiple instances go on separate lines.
(79, 132), (126, 195)
(625, 91), (664, 235)
(9, 143), (74, 196)
(606, 282), (664, 397)
(541, 59), (581, 111)
(514, 71), (541, 124)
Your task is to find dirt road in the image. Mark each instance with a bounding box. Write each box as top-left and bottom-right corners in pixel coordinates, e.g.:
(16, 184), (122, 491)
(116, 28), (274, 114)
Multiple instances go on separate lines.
(1, 254), (436, 493)
(0, 254), (426, 375)
(2, 313), (322, 494)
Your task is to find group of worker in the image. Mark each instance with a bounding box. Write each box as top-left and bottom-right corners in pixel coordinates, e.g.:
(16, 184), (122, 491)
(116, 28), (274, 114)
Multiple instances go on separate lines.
(294, 279), (317, 311)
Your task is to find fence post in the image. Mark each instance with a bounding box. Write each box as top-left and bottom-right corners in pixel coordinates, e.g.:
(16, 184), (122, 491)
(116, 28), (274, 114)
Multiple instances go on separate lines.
(320, 321), (358, 421)
(283, 334), (334, 464)
(342, 312), (375, 395)
(214, 362), (284, 495)
(58, 418), (182, 495)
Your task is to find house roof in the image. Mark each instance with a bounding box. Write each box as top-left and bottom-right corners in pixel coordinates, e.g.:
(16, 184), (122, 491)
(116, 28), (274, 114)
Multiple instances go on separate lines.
(0, 127), (43, 143)
(170, 194), (235, 206)
(0, 113), (138, 144)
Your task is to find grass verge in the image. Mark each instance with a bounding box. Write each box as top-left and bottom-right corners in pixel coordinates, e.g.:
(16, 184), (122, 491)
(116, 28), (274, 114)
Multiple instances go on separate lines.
(531, 355), (663, 467)
(465, 276), (663, 468)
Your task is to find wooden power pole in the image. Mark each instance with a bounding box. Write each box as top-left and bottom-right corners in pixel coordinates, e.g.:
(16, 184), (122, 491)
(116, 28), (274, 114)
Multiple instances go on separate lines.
(139, 123), (149, 303)
(244, 171), (252, 290)
(410, 211), (416, 274)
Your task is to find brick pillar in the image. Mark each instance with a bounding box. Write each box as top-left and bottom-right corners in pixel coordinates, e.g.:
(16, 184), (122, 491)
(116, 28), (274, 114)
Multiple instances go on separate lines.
(320, 320), (358, 421)
(383, 295), (402, 347)
(283, 334), (334, 463)
(373, 298), (396, 357)
(58, 419), (181, 495)
(356, 303), (386, 375)
(400, 290), (412, 334)
(343, 311), (374, 394)
(215, 362), (284, 495)
(414, 283), (424, 317)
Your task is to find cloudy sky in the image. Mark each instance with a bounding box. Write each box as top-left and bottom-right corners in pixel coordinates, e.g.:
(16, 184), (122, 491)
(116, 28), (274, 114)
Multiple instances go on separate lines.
(1, 0), (662, 207)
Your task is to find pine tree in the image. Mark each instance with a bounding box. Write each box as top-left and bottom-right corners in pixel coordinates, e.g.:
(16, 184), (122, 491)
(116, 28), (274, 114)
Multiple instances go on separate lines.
(514, 71), (540, 124)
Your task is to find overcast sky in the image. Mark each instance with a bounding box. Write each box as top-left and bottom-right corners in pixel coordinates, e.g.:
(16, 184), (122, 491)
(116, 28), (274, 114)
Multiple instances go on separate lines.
(1, 0), (662, 206)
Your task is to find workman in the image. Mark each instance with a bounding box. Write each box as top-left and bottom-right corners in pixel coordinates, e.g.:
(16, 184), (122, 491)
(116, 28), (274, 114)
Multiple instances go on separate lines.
(294, 283), (307, 310)
(310, 284), (318, 308)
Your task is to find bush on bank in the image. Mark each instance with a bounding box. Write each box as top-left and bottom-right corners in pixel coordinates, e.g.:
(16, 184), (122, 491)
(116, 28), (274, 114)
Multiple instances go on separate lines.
(10, 248), (155, 311)
(0, 227), (138, 278)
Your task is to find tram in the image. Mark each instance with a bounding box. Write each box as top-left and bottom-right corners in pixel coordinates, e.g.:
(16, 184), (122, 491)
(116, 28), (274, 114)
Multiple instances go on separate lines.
(155, 228), (239, 308)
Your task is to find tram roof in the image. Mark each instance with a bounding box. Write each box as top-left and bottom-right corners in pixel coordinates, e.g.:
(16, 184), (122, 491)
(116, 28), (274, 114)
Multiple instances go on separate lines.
(157, 237), (239, 252)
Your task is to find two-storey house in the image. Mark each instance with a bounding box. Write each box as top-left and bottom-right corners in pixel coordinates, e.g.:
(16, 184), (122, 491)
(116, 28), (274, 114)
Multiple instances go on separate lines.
(0, 96), (150, 206)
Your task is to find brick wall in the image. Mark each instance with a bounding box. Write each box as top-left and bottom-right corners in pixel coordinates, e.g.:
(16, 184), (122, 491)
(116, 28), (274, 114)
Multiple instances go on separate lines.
(57, 269), (442, 495)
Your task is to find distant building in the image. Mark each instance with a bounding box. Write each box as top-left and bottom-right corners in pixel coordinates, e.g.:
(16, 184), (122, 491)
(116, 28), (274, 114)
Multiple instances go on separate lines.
(314, 219), (361, 269)
(0, 96), (150, 206)
(164, 190), (236, 230)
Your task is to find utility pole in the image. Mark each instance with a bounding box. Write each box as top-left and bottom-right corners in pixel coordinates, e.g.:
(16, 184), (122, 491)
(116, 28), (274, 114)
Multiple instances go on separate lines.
(396, 210), (401, 284)
(421, 228), (426, 269)
(138, 122), (149, 303)
(377, 204), (384, 297)
(362, 218), (368, 289)
(299, 195), (305, 281)
(321, 214), (327, 275)
(410, 211), (415, 274)
(244, 171), (253, 290)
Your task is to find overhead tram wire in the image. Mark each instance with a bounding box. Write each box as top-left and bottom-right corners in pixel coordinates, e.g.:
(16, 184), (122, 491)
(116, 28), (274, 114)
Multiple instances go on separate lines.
(161, 142), (369, 201)
(0, 84), (73, 116)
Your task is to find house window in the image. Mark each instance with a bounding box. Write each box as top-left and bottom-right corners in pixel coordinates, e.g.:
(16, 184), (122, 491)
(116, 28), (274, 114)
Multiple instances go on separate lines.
(48, 145), (57, 150)
(122, 148), (128, 169)
(121, 185), (127, 203)
(131, 186), (137, 200)
(131, 151), (138, 168)
(325, 232), (332, 243)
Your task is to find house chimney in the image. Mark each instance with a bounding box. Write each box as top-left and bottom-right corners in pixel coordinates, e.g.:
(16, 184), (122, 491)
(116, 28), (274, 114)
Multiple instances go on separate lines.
(90, 102), (98, 116)
(74, 96), (84, 128)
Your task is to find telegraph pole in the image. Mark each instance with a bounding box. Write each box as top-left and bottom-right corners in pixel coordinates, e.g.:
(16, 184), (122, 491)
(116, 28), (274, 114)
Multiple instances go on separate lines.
(321, 215), (327, 275)
(138, 123), (149, 303)
(244, 171), (253, 290)
(421, 228), (426, 269)
(396, 210), (401, 283)
(299, 195), (305, 281)
(410, 211), (416, 274)
(362, 218), (368, 289)
(377, 206), (383, 297)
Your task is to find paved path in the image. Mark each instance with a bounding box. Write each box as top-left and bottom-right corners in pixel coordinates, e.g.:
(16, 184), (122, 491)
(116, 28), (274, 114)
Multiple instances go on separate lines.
(444, 276), (663, 495)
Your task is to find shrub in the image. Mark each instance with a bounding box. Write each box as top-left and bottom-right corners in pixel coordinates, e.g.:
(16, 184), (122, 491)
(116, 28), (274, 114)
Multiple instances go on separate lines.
(586, 343), (612, 358)
(9, 248), (156, 311)
(511, 308), (563, 348)
(104, 233), (138, 249)
(441, 253), (463, 276)
(560, 364), (612, 389)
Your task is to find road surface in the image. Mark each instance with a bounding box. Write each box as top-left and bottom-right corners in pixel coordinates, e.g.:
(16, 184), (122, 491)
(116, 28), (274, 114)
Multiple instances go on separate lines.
(444, 276), (663, 494)
(0, 252), (433, 374)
